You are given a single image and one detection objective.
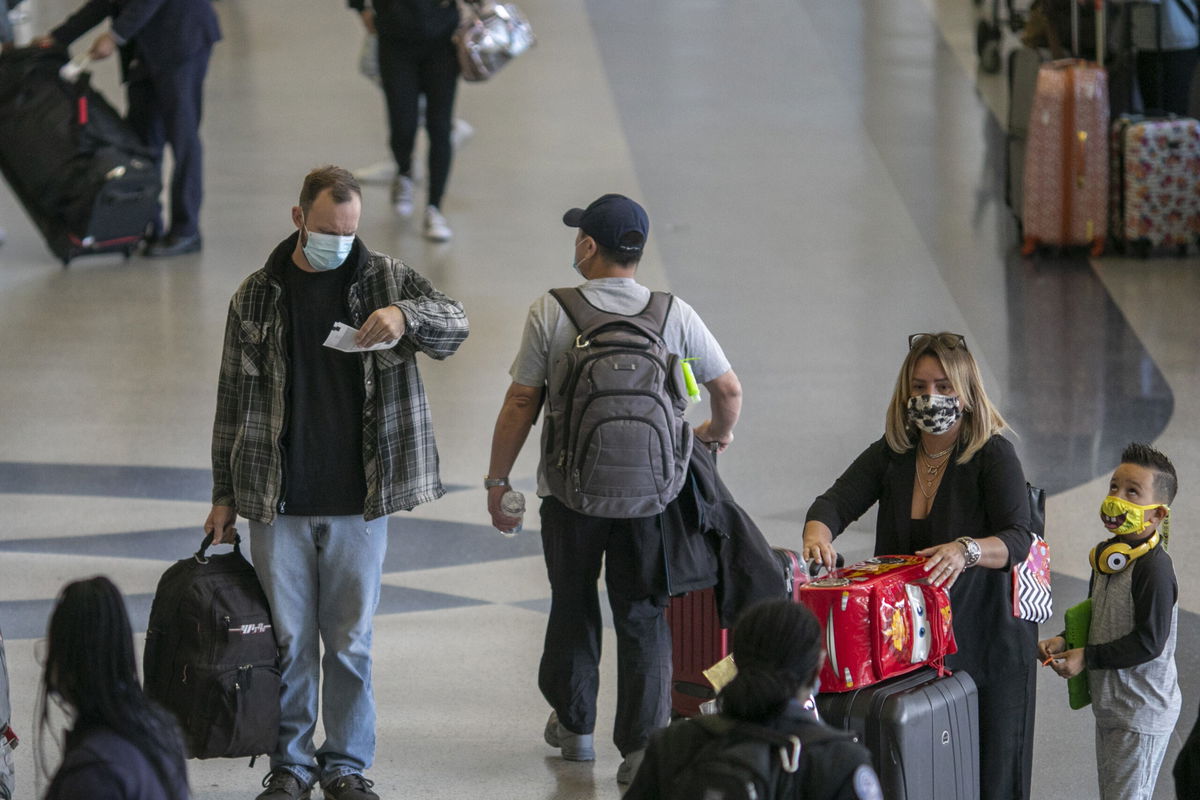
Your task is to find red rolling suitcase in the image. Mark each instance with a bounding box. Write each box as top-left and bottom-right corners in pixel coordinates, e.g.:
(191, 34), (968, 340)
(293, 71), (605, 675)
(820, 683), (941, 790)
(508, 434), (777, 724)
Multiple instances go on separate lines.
(815, 667), (979, 800)
(666, 547), (805, 717)
(798, 555), (957, 694)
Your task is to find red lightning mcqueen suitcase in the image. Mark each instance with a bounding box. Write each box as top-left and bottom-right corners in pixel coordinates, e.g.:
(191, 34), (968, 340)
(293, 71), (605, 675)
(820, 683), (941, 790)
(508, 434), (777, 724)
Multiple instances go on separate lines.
(666, 547), (806, 717)
(816, 666), (979, 800)
(798, 555), (956, 694)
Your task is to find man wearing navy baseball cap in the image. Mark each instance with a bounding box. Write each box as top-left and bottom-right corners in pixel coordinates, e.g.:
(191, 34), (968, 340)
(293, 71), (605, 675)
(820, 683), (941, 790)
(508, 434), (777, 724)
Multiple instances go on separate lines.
(561, 193), (650, 257)
(486, 193), (743, 785)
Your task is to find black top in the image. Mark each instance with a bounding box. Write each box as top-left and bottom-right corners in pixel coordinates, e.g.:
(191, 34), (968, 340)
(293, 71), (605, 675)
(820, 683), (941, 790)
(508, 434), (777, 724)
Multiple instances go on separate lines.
(805, 434), (1036, 686)
(279, 246), (367, 516)
(45, 725), (187, 800)
(1086, 545), (1178, 669)
(625, 701), (879, 800)
(346, 0), (459, 43)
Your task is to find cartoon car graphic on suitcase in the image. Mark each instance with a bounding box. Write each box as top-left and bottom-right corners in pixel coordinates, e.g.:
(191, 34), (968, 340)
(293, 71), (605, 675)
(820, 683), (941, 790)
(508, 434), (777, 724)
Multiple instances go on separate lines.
(799, 556), (957, 693)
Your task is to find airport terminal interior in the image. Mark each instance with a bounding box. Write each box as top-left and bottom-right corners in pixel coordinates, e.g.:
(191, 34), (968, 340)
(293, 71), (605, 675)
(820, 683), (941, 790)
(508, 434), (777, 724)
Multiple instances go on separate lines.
(1, 0), (1198, 797)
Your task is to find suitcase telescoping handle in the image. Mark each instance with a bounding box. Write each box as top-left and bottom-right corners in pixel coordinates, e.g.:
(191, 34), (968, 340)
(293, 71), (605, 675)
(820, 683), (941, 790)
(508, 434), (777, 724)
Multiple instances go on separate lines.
(1071, 0), (1105, 64)
(196, 530), (242, 563)
(58, 53), (91, 82)
(804, 552), (844, 578)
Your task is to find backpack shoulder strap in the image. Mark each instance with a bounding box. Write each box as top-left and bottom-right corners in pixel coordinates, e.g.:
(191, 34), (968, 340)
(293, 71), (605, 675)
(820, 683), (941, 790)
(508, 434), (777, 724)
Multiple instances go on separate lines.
(549, 287), (673, 343)
(548, 287), (595, 332)
(640, 291), (675, 337)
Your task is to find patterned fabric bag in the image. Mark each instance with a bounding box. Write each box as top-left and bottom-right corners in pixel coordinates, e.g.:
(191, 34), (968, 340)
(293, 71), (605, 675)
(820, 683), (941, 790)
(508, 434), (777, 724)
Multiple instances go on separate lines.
(1012, 484), (1053, 623)
(453, 0), (535, 82)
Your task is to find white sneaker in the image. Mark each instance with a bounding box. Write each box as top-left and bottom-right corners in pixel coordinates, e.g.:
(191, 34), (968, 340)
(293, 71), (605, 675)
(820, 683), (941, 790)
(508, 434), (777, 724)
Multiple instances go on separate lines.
(451, 118), (475, 150)
(423, 206), (452, 242)
(352, 160), (398, 186)
(391, 175), (414, 218)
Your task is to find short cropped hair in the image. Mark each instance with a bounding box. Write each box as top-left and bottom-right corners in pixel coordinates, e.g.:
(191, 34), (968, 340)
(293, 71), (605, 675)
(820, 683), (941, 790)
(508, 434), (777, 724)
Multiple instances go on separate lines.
(298, 165), (361, 213)
(595, 232), (644, 267)
(1120, 442), (1178, 504)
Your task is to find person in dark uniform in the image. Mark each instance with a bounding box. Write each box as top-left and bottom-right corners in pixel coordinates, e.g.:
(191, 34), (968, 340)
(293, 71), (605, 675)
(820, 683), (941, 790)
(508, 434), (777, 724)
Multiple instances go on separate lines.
(38, 0), (221, 257)
(624, 600), (881, 800)
(803, 332), (1038, 800)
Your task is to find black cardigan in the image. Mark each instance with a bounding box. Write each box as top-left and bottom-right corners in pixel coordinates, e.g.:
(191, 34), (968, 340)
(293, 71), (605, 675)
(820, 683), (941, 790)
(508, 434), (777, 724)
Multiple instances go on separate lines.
(805, 434), (1031, 564)
(805, 433), (1036, 683)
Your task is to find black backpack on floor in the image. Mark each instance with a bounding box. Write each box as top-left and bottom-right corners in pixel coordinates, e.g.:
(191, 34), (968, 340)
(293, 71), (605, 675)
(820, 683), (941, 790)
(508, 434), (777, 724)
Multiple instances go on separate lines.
(143, 533), (280, 760)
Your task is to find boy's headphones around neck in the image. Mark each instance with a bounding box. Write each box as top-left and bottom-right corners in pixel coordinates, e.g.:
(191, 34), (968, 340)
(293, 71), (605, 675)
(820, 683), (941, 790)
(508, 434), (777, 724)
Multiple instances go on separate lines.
(1090, 530), (1161, 575)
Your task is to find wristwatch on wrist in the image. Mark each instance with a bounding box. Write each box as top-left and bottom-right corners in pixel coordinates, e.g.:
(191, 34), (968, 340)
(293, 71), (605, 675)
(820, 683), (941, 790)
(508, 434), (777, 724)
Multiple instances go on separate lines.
(956, 536), (982, 568)
(483, 476), (510, 489)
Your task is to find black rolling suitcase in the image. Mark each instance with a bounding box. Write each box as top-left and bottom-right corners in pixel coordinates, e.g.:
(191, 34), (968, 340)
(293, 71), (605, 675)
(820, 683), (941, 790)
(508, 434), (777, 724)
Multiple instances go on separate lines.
(816, 667), (979, 800)
(0, 47), (159, 265)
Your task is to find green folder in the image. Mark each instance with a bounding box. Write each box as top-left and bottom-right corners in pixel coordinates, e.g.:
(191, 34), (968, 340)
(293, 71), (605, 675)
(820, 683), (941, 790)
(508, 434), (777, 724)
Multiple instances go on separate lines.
(1064, 598), (1092, 710)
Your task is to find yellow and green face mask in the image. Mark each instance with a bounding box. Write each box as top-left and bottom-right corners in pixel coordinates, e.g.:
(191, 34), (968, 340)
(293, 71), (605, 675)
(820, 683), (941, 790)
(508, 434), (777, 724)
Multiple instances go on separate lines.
(1099, 496), (1168, 536)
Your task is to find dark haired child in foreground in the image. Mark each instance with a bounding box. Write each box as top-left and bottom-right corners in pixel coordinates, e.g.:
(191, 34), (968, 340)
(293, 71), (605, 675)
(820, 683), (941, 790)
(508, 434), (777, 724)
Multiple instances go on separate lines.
(38, 576), (189, 800)
(624, 600), (881, 800)
(1038, 442), (1181, 800)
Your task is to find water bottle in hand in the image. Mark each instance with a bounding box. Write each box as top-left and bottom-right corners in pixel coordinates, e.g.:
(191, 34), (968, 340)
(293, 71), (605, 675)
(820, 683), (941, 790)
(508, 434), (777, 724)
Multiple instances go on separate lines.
(499, 489), (525, 537)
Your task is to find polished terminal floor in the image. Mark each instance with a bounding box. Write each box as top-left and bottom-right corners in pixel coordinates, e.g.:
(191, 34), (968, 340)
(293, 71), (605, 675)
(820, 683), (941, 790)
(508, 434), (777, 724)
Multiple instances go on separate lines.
(1, 0), (1198, 797)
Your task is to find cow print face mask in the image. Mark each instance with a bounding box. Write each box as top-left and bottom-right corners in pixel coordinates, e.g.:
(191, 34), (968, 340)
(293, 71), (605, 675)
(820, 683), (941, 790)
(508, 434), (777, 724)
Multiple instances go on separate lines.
(906, 394), (962, 435)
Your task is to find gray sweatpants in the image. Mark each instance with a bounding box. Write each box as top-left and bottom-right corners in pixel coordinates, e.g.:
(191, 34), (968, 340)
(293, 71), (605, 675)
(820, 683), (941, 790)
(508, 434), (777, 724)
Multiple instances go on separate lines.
(1096, 725), (1172, 800)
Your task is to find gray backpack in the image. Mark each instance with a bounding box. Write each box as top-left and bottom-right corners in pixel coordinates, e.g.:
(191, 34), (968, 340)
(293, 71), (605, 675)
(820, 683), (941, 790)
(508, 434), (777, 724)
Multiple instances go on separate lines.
(1, 625), (14, 800)
(541, 288), (693, 518)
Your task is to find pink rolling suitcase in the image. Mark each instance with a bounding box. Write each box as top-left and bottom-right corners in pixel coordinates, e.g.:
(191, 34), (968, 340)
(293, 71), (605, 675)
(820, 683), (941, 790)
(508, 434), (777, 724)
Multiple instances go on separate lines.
(1021, 0), (1109, 257)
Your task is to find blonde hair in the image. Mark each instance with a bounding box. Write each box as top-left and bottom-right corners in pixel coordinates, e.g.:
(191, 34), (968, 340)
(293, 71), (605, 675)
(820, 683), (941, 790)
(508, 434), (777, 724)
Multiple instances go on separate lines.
(884, 333), (1008, 464)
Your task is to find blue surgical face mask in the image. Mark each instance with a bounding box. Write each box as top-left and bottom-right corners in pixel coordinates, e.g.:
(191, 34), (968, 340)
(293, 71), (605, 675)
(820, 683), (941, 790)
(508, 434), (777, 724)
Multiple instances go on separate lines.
(302, 227), (354, 271)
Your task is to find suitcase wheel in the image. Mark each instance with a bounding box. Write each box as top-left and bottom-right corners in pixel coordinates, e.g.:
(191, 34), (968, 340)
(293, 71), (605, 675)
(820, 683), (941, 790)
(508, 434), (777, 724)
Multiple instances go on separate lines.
(1090, 238), (1106, 258)
(1131, 239), (1151, 259)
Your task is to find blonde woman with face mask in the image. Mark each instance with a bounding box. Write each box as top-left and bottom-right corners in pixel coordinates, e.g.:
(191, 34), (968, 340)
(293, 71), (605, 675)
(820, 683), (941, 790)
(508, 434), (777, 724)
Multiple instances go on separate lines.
(802, 332), (1037, 800)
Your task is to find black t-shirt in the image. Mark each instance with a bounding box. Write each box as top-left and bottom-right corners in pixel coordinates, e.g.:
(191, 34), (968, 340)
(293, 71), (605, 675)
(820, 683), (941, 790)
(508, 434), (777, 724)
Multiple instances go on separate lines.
(279, 257), (366, 516)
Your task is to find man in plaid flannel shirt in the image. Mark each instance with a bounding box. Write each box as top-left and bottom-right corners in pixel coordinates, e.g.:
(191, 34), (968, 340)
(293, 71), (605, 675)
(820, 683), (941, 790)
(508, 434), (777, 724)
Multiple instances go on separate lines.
(204, 165), (468, 800)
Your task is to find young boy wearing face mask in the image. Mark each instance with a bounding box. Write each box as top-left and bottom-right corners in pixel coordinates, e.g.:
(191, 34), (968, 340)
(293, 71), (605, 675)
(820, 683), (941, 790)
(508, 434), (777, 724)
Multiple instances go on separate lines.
(1038, 442), (1181, 800)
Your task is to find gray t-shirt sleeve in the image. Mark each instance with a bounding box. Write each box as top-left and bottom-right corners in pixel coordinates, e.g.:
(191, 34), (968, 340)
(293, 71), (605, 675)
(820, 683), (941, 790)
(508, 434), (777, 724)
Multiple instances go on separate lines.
(509, 294), (558, 387)
(671, 297), (732, 383)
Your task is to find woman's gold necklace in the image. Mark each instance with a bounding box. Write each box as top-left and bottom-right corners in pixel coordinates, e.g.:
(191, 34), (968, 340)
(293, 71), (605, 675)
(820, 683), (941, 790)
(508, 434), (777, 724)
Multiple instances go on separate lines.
(921, 442), (954, 460)
(917, 449), (949, 499)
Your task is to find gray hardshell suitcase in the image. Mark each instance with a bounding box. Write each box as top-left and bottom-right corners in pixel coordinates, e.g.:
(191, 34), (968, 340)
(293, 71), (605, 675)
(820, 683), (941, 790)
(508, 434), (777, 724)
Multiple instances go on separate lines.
(815, 667), (979, 800)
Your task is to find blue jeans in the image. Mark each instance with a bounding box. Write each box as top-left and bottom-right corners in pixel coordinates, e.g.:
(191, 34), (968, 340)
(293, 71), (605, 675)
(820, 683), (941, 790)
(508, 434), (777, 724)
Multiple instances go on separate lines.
(250, 515), (389, 785)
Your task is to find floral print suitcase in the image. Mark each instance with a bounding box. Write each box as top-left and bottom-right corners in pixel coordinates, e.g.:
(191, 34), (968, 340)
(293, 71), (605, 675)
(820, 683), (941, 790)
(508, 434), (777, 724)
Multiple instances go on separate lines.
(1110, 115), (1200, 256)
(1021, 59), (1110, 256)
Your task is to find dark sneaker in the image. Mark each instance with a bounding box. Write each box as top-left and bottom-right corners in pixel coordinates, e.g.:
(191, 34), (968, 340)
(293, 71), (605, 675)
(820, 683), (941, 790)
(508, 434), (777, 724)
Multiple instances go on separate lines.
(616, 749), (645, 785)
(256, 769), (312, 800)
(322, 773), (379, 800)
(144, 233), (202, 257)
